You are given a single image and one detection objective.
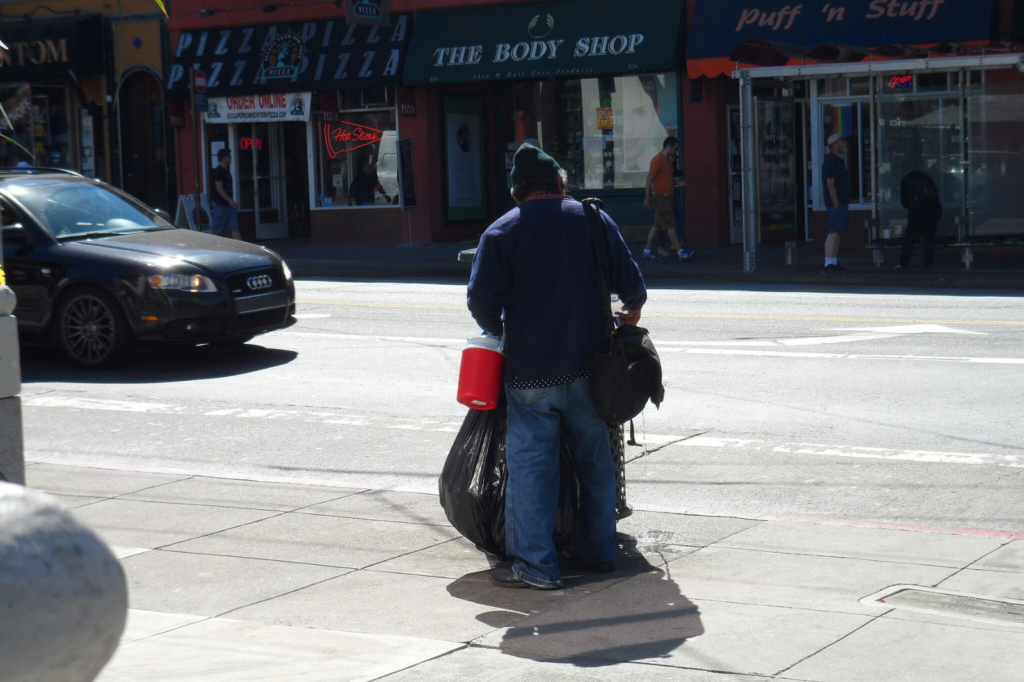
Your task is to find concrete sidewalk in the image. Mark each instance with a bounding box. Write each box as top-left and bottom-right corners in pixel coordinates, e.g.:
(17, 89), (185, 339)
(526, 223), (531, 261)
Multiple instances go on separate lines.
(25, 461), (1024, 681)
(264, 238), (1024, 290)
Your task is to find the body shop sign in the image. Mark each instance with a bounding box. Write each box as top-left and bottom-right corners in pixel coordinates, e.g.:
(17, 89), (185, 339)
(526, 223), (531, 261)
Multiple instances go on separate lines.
(403, 0), (684, 84)
(204, 93), (311, 123)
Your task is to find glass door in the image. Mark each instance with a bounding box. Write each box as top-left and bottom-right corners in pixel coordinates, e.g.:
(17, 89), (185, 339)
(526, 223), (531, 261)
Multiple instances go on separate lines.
(252, 123), (288, 240)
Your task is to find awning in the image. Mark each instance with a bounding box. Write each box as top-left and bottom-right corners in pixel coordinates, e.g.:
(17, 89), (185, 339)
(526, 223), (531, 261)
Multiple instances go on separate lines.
(167, 15), (411, 97)
(402, 0), (685, 85)
(688, 0), (998, 79)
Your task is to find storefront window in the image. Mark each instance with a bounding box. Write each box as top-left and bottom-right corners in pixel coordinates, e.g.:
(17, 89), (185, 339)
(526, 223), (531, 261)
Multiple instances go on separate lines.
(315, 106), (397, 207)
(511, 73), (679, 192)
(0, 84), (71, 169)
(877, 86), (962, 239)
(967, 79), (1024, 236)
(820, 100), (872, 206)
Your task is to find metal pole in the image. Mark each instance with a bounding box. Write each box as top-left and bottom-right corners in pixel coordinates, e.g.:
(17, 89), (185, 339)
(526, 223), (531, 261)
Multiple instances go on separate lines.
(739, 71), (758, 272)
(190, 68), (201, 227)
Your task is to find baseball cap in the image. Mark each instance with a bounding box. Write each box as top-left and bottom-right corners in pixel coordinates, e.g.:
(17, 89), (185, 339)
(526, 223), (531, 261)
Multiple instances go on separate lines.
(827, 133), (846, 147)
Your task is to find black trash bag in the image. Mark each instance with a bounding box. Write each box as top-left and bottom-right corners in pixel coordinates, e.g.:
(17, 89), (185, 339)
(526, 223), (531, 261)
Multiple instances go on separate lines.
(439, 393), (579, 559)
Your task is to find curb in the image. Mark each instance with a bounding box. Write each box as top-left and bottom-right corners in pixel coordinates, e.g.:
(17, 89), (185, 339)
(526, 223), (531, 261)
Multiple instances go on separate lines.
(290, 263), (1024, 290)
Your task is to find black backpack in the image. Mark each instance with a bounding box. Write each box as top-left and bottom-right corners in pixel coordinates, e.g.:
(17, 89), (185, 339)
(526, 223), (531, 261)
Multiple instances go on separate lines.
(581, 199), (665, 424)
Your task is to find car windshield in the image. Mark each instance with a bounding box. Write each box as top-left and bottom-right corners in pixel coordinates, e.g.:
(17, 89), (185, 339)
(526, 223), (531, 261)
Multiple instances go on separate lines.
(6, 178), (174, 240)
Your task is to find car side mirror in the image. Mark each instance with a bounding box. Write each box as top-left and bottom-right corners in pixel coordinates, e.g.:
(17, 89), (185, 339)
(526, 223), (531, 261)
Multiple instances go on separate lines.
(2, 225), (31, 248)
(153, 208), (175, 225)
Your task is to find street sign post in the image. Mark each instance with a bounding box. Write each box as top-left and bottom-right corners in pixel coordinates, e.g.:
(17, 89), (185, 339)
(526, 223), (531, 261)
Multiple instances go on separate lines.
(189, 69), (206, 217)
(193, 70), (209, 113)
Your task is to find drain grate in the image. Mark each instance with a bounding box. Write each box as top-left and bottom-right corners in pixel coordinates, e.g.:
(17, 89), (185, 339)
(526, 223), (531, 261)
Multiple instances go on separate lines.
(862, 585), (1024, 627)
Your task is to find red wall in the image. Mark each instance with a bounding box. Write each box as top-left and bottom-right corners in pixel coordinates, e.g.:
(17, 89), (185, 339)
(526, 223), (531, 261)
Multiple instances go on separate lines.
(682, 77), (734, 247)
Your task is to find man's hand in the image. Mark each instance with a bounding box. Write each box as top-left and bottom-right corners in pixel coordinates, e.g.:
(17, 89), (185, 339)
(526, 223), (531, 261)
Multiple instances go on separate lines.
(643, 197), (652, 212)
(616, 307), (641, 326)
(229, 200), (238, 210)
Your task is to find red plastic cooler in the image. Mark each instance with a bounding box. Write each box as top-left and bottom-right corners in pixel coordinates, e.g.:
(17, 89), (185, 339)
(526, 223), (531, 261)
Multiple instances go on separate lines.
(457, 335), (504, 410)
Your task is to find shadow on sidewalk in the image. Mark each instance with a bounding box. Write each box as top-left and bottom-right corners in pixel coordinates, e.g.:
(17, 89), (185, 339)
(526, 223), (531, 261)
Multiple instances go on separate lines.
(21, 343), (298, 384)
(446, 535), (703, 667)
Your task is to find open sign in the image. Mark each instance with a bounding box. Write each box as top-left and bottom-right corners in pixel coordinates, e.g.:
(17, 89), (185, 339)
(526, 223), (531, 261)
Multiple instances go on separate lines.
(887, 75), (914, 89)
(239, 137), (264, 151)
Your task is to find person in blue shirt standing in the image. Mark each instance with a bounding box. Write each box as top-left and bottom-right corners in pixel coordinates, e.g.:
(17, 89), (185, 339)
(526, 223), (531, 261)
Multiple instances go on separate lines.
(821, 134), (851, 274)
(467, 144), (647, 590)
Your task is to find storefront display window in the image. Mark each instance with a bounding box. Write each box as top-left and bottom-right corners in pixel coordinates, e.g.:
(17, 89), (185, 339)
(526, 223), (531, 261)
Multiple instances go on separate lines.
(967, 80), (1024, 236)
(0, 84), (70, 169)
(877, 79), (961, 238)
(511, 74), (679, 192)
(820, 99), (873, 207)
(315, 106), (397, 207)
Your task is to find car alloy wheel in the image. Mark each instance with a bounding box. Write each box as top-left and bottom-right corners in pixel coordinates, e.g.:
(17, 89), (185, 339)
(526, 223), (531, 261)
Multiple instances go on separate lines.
(57, 288), (133, 368)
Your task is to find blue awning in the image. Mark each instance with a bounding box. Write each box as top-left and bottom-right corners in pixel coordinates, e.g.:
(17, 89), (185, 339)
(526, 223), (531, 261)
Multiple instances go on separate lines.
(689, 0), (998, 66)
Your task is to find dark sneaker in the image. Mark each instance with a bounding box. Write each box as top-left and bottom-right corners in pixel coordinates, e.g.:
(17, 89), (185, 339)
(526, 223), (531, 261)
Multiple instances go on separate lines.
(489, 567), (560, 590)
(677, 249), (695, 260)
(489, 567), (530, 589)
(641, 250), (663, 261)
(834, 263), (847, 272)
(821, 264), (838, 274)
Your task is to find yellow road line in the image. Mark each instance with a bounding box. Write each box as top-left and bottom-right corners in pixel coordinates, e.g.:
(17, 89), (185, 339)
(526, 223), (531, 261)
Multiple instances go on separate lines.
(296, 301), (1024, 326)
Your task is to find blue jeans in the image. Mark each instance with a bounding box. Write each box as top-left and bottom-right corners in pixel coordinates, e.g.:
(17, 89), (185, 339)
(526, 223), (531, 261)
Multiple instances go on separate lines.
(505, 377), (617, 588)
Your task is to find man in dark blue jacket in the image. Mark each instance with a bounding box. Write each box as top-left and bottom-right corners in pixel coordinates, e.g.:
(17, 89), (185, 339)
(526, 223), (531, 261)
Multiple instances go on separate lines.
(467, 144), (647, 589)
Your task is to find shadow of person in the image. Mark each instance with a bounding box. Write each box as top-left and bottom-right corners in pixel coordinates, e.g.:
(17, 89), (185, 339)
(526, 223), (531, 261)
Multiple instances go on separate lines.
(446, 534), (704, 667)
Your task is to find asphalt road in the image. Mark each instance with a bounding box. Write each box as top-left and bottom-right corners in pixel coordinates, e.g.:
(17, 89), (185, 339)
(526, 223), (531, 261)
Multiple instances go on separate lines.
(20, 280), (1024, 534)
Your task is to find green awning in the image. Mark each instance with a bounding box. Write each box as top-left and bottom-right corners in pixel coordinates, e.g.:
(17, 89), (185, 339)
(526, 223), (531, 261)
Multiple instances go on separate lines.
(403, 0), (685, 85)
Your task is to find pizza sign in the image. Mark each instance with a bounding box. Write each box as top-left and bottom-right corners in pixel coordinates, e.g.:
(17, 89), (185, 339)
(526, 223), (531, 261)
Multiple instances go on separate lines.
(323, 121), (384, 158)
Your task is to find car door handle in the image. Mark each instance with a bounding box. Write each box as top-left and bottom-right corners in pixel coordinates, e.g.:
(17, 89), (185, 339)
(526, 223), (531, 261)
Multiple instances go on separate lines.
(41, 268), (52, 275)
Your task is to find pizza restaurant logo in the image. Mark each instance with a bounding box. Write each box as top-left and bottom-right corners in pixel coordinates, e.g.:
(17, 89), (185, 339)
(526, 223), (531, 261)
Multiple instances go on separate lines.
(351, 0), (385, 21)
(258, 33), (305, 81)
(323, 121), (383, 158)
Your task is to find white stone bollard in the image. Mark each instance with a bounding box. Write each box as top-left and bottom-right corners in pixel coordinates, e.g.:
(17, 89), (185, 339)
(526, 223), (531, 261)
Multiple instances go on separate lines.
(0, 483), (128, 682)
(0, 283), (22, 485)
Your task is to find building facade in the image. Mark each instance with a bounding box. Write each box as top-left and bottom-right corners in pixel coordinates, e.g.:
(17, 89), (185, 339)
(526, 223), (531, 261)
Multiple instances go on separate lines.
(683, 0), (1024, 260)
(0, 0), (173, 210)
(166, 0), (687, 244)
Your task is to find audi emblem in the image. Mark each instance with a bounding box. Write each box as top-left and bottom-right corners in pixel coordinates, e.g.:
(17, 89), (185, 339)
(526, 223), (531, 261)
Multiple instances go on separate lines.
(246, 275), (273, 291)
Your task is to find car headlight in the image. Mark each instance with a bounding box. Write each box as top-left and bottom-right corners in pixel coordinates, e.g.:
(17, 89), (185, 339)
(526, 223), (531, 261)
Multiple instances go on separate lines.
(148, 274), (217, 293)
(281, 261), (293, 281)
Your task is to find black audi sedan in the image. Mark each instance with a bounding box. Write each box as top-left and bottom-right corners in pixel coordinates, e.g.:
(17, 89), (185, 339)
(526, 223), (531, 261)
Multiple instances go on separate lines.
(0, 169), (295, 368)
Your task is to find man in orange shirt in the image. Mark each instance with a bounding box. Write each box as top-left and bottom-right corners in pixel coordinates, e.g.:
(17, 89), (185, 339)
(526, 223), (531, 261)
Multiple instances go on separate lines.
(642, 137), (687, 261)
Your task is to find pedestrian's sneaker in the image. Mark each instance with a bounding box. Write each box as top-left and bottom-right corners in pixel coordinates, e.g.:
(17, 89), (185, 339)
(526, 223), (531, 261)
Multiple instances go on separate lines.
(834, 262), (847, 272)
(641, 249), (663, 260)
(821, 264), (838, 275)
(677, 249), (695, 261)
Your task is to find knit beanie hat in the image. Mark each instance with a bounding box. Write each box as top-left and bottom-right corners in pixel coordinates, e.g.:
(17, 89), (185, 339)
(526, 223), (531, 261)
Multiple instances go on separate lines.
(510, 144), (562, 187)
